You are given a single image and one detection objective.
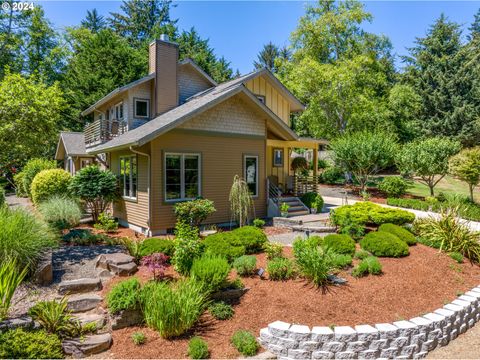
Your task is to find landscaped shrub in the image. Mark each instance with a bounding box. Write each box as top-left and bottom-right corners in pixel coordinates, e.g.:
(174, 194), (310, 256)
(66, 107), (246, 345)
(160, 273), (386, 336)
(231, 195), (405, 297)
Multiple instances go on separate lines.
(321, 234), (356, 256)
(293, 237), (335, 287)
(233, 255), (257, 276)
(354, 249), (370, 260)
(0, 259), (27, 321)
(31, 169), (72, 204)
(264, 241), (284, 260)
(253, 218), (265, 228)
(141, 279), (208, 338)
(267, 257), (296, 280)
(20, 158), (56, 198)
(142, 253), (169, 280)
(331, 202), (415, 228)
(174, 199), (216, 228)
(0, 186), (5, 208)
(94, 212), (118, 233)
(69, 165), (118, 222)
(38, 196), (82, 230)
(378, 223), (417, 245)
(0, 206), (57, 272)
(131, 332), (146, 345)
(208, 301), (234, 320)
(173, 221), (203, 275)
(231, 330), (259, 356)
(188, 337), (209, 359)
(352, 256), (382, 277)
(120, 237), (143, 262)
(107, 278), (142, 314)
(0, 329), (63, 359)
(203, 232), (245, 262)
(301, 192), (324, 212)
(139, 238), (175, 257)
(190, 254), (230, 292)
(231, 226), (267, 254)
(331, 253), (353, 269)
(414, 210), (480, 263)
(387, 198), (431, 211)
(13, 171), (27, 197)
(378, 176), (411, 197)
(360, 231), (409, 257)
(319, 166), (344, 184)
(63, 228), (107, 245)
(28, 297), (81, 338)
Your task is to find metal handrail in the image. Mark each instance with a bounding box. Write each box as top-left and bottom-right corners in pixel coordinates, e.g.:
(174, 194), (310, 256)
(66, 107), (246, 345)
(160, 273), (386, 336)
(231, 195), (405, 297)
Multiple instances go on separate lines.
(85, 119), (128, 147)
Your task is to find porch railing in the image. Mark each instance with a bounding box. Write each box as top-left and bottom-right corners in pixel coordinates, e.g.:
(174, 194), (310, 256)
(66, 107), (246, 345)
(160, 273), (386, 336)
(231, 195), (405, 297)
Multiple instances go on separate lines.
(267, 178), (283, 205)
(84, 119), (128, 148)
(293, 175), (321, 196)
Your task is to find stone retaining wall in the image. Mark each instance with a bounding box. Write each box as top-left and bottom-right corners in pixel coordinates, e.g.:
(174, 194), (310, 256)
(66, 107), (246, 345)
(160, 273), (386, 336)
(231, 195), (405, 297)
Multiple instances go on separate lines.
(259, 285), (480, 359)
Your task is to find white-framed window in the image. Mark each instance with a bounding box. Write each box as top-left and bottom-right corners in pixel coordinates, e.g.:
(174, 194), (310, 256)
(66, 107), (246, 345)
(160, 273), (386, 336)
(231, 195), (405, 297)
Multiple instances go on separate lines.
(114, 102), (124, 120)
(134, 98), (149, 118)
(164, 153), (201, 202)
(273, 148), (283, 167)
(244, 155), (258, 197)
(120, 155), (137, 199)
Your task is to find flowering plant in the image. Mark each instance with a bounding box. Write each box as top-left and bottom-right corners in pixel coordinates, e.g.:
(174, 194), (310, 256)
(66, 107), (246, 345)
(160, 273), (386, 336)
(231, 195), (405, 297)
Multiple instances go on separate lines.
(141, 253), (169, 280)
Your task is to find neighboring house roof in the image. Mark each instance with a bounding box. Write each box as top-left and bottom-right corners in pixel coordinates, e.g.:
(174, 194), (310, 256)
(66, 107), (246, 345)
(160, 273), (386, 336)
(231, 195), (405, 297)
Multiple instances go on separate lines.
(88, 72), (299, 154)
(55, 131), (92, 159)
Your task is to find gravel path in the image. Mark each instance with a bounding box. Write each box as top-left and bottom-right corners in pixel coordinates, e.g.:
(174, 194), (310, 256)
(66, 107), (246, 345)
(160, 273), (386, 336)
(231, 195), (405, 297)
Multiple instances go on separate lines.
(427, 324), (480, 358)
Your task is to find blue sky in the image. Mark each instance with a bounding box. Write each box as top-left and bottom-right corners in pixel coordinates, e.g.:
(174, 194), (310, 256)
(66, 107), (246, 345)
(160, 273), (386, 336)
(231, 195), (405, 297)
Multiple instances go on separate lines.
(38, 1), (480, 74)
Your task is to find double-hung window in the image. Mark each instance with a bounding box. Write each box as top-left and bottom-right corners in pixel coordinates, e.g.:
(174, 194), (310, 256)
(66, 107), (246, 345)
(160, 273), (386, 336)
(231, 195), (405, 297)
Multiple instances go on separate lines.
(134, 99), (149, 118)
(165, 153), (201, 201)
(114, 102), (124, 120)
(244, 155), (258, 197)
(120, 155), (137, 199)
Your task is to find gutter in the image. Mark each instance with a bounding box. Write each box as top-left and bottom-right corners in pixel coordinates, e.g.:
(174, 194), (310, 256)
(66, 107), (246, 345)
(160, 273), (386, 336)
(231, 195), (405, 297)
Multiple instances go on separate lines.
(129, 146), (152, 236)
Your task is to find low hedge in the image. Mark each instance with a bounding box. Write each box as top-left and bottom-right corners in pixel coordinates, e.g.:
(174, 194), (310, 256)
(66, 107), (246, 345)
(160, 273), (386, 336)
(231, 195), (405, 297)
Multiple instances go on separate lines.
(139, 238), (176, 257)
(321, 234), (356, 256)
(378, 223), (416, 245)
(203, 232), (245, 262)
(360, 231), (409, 257)
(231, 226), (267, 254)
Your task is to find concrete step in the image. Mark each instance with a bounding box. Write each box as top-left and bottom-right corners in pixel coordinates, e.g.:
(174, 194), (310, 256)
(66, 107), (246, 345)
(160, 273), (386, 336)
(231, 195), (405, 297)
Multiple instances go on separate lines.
(288, 210), (310, 217)
(67, 294), (103, 313)
(288, 205), (308, 212)
(58, 278), (102, 295)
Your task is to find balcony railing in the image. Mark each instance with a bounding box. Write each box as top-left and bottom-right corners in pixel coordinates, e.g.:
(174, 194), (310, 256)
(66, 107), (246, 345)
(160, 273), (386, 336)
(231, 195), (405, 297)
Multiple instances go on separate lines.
(84, 119), (128, 148)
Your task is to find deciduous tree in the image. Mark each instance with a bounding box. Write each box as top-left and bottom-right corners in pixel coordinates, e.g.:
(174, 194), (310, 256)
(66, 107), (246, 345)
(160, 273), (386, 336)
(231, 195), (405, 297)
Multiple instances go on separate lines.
(449, 147), (480, 202)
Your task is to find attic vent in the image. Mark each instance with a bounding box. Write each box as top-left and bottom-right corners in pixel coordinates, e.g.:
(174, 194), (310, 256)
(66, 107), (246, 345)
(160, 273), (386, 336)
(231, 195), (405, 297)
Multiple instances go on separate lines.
(160, 34), (169, 42)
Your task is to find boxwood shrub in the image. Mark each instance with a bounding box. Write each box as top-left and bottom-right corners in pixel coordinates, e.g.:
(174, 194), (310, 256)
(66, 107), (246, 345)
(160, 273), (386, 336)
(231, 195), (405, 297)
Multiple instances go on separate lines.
(139, 238), (176, 257)
(231, 226), (267, 254)
(378, 223), (416, 245)
(360, 231), (409, 257)
(0, 329), (63, 359)
(31, 169), (72, 205)
(321, 234), (356, 256)
(203, 232), (245, 262)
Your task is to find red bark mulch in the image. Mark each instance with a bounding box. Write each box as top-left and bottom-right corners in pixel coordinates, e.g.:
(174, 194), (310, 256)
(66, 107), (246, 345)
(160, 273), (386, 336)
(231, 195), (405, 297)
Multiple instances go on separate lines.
(104, 244), (480, 359)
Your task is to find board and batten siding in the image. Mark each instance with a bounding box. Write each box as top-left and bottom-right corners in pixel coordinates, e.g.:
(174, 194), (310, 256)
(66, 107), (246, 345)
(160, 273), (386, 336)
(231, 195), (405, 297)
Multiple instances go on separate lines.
(150, 130), (266, 232)
(244, 74), (291, 125)
(178, 65), (213, 104)
(110, 148), (150, 230)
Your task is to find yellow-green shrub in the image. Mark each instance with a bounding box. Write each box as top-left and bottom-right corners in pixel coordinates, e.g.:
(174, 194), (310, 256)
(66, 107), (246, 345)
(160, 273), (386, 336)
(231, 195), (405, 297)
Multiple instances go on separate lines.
(31, 169), (71, 205)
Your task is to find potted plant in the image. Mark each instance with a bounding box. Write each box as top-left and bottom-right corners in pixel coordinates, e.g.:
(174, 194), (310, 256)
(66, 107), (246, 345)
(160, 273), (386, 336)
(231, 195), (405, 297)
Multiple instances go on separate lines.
(280, 202), (290, 217)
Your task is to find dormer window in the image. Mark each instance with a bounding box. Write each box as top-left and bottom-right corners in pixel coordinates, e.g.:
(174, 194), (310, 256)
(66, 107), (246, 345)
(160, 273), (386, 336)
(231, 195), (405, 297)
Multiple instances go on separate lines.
(135, 98), (149, 118)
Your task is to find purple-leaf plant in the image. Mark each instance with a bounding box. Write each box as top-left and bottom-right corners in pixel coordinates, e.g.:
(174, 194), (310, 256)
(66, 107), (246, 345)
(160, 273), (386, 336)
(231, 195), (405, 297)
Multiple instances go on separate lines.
(141, 253), (169, 280)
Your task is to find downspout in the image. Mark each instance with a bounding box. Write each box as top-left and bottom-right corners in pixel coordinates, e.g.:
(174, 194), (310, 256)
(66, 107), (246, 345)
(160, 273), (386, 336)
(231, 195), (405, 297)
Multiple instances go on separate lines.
(129, 146), (152, 236)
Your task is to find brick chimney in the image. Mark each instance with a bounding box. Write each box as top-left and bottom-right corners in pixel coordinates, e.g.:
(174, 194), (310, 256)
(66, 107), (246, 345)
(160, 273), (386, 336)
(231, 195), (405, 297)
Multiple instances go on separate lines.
(148, 35), (178, 116)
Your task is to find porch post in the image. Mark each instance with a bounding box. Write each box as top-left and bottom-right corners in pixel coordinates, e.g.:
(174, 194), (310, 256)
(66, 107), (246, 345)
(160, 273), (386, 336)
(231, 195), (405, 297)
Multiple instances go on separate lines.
(313, 144), (318, 177)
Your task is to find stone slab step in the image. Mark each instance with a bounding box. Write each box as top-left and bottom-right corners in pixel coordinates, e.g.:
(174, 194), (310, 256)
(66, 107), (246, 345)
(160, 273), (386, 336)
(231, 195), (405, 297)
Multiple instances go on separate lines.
(62, 333), (112, 358)
(291, 225), (337, 233)
(96, 253), (135, 270)
(58, 278), (102, 295)
(109, 262), (137, 276)
(74, 313), (106, 329)
(67, 294), (103, 313)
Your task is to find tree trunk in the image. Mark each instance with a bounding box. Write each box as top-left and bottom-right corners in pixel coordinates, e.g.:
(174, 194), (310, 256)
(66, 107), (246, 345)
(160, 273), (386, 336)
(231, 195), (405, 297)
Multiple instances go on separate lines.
(429, 184), (435, 197)
(470, 184), (474, 203)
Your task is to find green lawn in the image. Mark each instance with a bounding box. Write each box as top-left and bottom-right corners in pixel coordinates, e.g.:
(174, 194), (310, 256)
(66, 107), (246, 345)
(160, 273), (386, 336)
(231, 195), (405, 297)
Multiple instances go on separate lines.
(407, 175), (479, 202)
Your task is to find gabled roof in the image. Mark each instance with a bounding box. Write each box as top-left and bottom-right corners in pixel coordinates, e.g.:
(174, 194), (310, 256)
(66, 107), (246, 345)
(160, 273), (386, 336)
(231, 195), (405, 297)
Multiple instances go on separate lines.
(88, 74), (299, 154)
(179, 58), (217, 87)
(55, 131), (92, 159)
(81, 73), (155, 116)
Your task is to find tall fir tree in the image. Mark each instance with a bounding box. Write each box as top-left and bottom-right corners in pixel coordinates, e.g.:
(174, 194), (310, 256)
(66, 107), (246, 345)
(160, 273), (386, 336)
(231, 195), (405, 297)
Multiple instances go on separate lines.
(254, 42), (281, 72)
(81, 9), (107, 33)
(469, 8), (480, 40)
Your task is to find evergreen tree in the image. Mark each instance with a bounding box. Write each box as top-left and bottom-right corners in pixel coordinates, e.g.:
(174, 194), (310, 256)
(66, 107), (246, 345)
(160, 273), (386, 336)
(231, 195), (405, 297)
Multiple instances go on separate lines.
(109, 0), (177, 48)
(254, 42), (281, 72)
(404, 14), (479, 145)
(81, 9), (107, 33)
(469, 8), (480, 40)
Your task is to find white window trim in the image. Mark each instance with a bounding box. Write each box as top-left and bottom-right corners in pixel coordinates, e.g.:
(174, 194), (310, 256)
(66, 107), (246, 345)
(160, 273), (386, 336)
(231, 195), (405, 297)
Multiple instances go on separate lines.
(114, 101), (124, 120)
(134, 98), (150, 118)
(244, 154), (259, 198)
(164, 152), (201, 203)
(120, 155), (137, 200)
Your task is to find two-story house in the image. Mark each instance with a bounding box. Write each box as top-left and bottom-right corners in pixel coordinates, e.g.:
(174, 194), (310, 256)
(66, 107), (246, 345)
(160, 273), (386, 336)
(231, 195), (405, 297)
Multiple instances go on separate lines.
(55, 35), (327, 235)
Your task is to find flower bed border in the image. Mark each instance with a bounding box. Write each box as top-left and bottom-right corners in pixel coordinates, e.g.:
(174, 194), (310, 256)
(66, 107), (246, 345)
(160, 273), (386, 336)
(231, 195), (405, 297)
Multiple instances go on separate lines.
(259, 285), (480, 359)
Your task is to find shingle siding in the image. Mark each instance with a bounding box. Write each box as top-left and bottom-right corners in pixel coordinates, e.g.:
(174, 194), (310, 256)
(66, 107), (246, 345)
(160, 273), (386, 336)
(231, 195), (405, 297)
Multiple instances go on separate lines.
(178, 65), (213, 104)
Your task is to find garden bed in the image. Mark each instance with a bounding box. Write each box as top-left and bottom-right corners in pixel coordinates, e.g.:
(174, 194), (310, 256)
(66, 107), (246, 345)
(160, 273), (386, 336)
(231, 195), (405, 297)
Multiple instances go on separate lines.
(103, 244), (480, 359)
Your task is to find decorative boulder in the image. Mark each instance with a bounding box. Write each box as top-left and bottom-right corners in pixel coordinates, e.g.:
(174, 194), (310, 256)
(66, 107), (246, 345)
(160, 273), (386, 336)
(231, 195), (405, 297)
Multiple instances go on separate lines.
(110, 308), (143, 330)
(34, 250), (53, 286)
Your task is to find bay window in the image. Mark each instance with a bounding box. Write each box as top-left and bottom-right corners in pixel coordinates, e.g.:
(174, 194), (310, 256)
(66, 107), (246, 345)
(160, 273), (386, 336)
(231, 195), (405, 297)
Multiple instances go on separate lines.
(120, 155), (137, 199)
(165, 153), (201, 201)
